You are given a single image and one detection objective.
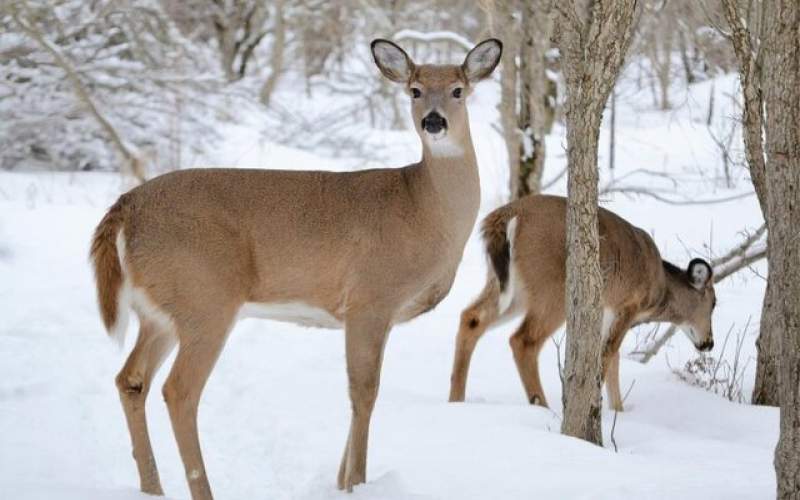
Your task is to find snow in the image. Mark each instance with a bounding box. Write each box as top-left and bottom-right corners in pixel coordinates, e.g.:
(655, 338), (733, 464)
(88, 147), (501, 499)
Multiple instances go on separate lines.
(0, 68), (776, 499)
(392, 30), (474, 52)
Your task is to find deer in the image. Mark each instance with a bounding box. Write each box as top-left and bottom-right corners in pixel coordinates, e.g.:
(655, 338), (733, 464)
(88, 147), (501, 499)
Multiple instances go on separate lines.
(90, 38), (502, 499)
(448, 194), (716, 411)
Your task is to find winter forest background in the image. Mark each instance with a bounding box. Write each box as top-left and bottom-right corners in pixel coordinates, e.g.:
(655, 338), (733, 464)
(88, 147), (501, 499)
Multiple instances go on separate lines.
(1, 1), (798, 499)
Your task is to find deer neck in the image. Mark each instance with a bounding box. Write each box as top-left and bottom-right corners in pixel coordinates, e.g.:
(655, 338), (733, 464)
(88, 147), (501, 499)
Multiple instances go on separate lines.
(649, 267), (692, 324)
(415, 123), (481, 234)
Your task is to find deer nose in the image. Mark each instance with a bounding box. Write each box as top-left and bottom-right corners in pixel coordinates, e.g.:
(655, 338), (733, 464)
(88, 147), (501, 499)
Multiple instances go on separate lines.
(698, 339), (714, 352)
(421, 111), (447, 134)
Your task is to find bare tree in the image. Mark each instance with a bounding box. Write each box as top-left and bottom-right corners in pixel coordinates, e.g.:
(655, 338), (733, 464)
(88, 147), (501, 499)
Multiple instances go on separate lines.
(643, 1), (675, 110)
(517, 0), (556, 197)
(208, 0), (269, 82)
(259, 0), (286, 106)
(9, 3), (146, 183)
(481, 0), (557, 200)
(759, 0), (800, 496)
(720, 0), (782, 407)
(554, 0), (639, 445)
(482, 0), (522, 199)
(1, 0), (223, 178)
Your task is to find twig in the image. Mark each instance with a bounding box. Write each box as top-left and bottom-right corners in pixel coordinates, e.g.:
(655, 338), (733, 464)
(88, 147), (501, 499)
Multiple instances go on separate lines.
(610, 379), (636, 453)
(11, 7), (145, 183)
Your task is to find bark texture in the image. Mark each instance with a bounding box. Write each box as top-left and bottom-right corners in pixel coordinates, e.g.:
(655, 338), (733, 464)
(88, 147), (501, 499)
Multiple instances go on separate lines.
(761, 1), (800, 496)
(517, 0), (555, 197)
(259, 0), (285, 107)
(554, 0), (638, 445)
(721, 0), (781, 407)
(486, 0), (522, 198)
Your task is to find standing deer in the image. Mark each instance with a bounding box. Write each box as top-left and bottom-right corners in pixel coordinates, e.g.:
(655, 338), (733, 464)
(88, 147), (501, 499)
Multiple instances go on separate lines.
(448, 195), (716, 411)
(90, 38), (502, 498)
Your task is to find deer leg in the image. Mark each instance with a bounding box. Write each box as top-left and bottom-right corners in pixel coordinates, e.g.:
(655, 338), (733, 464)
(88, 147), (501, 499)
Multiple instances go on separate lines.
(116, 320), (176, 496)
(602, 311), (634, 412)
(604, 351), (623, 412)
(449, 307), (496, 402)
(162, 312), (234, 500)
(337, 313), (391, 492)
(509, 317), (550, 407)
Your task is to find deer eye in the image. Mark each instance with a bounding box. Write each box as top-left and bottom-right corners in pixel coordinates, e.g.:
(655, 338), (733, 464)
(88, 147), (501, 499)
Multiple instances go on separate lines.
(452, 87), (463, 98)
(411, 88), (422, 98)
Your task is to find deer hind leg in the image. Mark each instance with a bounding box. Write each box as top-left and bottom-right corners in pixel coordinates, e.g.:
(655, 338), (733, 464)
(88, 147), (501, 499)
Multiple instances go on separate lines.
(449, 289), (500, 402)
(337, 313), (391, 492)
(509, 316), (551, 407)
(162, 309), (236, 500)
(116, 319), (176, 496)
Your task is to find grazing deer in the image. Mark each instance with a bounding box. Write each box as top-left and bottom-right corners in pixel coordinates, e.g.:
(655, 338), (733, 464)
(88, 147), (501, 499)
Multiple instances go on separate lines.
(90, 38), (502, 498)
(448, 195), (716, 411)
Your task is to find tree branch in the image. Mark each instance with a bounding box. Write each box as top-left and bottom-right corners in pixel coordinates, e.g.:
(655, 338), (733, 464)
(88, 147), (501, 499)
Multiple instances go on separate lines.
(11, 8), (145, 182)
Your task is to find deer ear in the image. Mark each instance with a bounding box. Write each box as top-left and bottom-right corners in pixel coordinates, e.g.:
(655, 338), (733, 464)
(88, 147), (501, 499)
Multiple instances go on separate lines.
(462, 38), (503, 82)
(371, 39), (414, 83)
(687, 258), (713, 290)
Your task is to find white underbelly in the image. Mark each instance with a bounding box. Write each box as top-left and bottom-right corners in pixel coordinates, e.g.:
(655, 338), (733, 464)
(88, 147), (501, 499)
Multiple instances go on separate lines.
(238, 302), (343, 329)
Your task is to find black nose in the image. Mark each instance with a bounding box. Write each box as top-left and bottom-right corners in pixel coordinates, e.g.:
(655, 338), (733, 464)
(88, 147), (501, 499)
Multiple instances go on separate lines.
(421, 112), (447, 134)
(698, 339), (714, 352)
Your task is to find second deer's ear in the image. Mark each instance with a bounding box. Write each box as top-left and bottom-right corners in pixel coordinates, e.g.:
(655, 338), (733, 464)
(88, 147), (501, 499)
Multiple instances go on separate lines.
(462, 38), (503, 82)
(371, 39), (414, 83)
(687, 258), (713, 290)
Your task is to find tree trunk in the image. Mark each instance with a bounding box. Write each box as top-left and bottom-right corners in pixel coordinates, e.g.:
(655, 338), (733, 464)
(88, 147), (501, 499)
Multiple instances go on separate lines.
(562, 102), (605, 445)
(517, 0), (555, 198)
(554, 0), (639, 446)
(488, 0), (521, 199)
(259, 0), (286, 107)
(721, 0), (781, 407)
(752, 261), (782, 406)
(762, 1), (800, 496)
(677, 29), (695, 84)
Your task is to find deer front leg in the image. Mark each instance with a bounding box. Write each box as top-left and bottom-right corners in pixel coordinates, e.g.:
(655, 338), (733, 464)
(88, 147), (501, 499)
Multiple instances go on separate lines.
(604, 351), (623, 412)
(602, 310), (634, 412)
(337, 313), (391, 492)
(162, 310), (235, 500)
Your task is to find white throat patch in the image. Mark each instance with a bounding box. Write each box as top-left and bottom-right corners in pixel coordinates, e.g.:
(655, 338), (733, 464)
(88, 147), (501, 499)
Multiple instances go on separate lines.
(425, 132), (464, 158)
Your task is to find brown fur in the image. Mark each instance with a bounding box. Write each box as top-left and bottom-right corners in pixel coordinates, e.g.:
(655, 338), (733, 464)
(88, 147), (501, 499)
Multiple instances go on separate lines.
(449, 195), (716, 411)
(90, 197), (126, 334)
(92, 39), (502, 499)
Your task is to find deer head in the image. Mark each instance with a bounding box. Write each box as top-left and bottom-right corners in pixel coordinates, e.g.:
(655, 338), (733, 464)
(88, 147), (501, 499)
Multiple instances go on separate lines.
(371, 38), (502, 157)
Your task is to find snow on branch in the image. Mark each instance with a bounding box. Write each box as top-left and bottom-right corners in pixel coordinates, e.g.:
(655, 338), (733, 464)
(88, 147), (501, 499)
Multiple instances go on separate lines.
(393, 30), (473, 52)
(11, 8), (145, 183)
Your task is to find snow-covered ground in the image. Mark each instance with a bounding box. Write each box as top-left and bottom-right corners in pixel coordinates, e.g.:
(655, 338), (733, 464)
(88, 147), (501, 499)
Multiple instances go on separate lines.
(0, 70), (775, 499)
